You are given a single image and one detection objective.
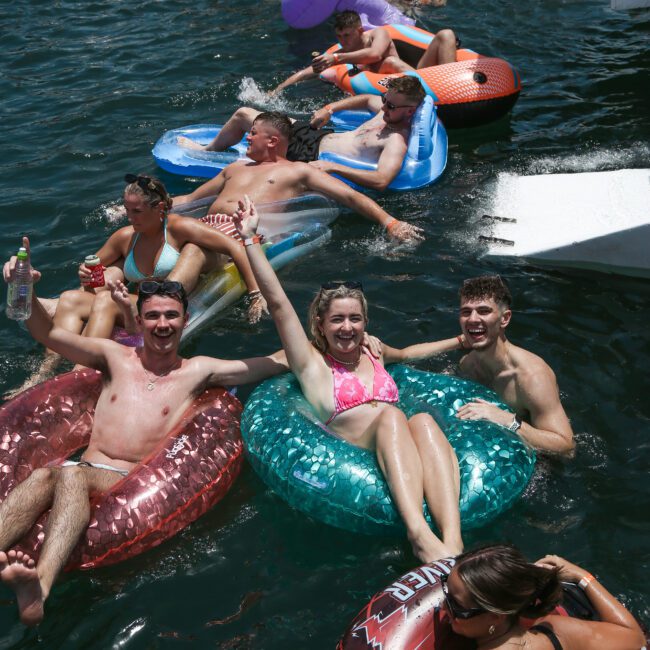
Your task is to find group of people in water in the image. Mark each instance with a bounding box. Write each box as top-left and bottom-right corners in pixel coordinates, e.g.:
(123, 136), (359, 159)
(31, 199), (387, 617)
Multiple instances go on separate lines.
(0, 8), (645, 649)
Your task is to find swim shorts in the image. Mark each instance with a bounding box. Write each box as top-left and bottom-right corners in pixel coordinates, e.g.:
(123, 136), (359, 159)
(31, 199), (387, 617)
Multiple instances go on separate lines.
(286, 121), (335, 163)
(199, 214), (265, 244)
(62, 460), (130, 477)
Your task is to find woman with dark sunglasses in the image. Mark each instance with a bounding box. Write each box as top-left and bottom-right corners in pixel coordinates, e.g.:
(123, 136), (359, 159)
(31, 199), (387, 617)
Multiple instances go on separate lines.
(235, 194), (465, 563)
(442, 544), (644, 649)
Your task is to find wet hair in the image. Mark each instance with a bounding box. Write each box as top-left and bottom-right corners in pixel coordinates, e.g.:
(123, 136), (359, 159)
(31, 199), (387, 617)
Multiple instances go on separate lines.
(459, 275), (512, 309)
(253, 112), (293, 142)
(334, 10), (362, 30)
(454, 544), (562, 619)
(307, 284), (368, 353)
(136, 283), (188, 316)
(386, 77), (426, 106)
(124, 174), (173, 212)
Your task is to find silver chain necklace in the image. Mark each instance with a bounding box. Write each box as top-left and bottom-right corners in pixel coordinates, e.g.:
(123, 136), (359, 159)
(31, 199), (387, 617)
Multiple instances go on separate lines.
(328, 352), (361, 367)
(142, 359), (180, 391)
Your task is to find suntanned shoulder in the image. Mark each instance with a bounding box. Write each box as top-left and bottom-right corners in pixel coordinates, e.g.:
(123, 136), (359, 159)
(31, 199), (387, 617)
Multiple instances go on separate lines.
(509, 344), (558, 384)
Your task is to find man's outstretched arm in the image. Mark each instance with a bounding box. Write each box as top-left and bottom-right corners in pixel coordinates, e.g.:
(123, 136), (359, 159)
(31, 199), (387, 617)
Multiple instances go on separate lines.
(200, 350), (289, 388)
(311, 135), (407, 191)
(271, 66), (318, 95)
(172, 167), (227, 207)
(309, 95), (382, 128)
(301, 165), (424, 243)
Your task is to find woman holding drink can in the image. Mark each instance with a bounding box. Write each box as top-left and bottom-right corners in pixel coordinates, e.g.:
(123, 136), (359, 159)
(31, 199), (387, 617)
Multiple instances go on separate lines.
(8, 174), (265, 395)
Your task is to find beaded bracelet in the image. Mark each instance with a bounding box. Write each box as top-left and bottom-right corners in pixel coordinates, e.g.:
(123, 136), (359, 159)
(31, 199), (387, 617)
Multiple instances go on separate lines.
(385, 218), (399, 231)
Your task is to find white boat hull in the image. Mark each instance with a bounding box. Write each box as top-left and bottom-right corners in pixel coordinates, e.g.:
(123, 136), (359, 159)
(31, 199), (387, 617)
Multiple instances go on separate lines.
(480, 169), (650, 279)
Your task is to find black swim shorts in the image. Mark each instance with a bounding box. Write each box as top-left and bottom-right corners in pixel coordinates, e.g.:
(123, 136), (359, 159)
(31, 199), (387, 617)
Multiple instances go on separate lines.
(286, 121), (335, 163)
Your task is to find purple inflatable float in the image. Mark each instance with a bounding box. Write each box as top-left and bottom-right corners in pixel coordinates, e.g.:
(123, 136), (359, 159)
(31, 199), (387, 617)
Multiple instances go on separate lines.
(281, 0), (415, 30)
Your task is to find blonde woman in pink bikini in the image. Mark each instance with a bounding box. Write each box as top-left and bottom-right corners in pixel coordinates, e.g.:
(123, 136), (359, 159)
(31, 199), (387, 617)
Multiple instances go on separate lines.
(235, 195), (464, 562)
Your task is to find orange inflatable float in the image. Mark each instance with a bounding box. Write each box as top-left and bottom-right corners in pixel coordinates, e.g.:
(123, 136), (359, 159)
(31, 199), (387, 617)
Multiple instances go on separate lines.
(0, 368), (243, 570)
(319, 24), (521, 128)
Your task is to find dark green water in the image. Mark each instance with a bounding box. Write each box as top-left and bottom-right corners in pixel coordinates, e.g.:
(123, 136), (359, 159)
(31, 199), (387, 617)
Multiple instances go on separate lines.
(1, 0), (649, 646)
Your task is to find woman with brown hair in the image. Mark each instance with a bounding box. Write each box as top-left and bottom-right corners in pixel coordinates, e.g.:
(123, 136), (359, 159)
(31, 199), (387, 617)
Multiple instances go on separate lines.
(443, 544), (645, 649)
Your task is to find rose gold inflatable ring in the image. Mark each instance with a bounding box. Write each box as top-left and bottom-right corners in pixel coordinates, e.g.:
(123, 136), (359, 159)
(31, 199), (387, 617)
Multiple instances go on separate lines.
(0, 368), (243, 570)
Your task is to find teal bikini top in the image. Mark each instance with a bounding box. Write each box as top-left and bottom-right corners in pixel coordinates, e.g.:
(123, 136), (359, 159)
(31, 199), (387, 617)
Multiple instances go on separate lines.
(123, 218), (181, 282)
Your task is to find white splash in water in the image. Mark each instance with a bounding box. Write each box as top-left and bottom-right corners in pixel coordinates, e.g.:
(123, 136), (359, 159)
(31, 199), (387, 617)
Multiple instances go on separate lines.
(525, 144), (650, 175)
(236, 77), (326, 116)
(237, 77), (292, 111)
(102, 202), (127, 224)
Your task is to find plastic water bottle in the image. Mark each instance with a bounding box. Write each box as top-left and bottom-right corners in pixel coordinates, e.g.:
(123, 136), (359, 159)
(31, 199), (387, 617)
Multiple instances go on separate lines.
(6, 247), (33, 321)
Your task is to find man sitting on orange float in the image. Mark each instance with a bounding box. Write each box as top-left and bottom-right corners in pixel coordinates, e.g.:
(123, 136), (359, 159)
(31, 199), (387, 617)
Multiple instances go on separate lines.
(272, 10), (457, 93)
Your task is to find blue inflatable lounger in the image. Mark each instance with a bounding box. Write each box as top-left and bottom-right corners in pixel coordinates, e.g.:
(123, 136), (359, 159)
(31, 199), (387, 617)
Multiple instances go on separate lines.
(152, 96), (447, 191)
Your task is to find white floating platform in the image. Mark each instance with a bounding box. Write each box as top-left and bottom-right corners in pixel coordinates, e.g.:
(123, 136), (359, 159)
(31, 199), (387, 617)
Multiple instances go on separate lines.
(480, 169), (650, 279)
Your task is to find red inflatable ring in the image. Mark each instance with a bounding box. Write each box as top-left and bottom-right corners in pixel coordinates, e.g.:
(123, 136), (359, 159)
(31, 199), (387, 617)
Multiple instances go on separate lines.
(0, 368), (243, 570)
(337, 559), (649, 649)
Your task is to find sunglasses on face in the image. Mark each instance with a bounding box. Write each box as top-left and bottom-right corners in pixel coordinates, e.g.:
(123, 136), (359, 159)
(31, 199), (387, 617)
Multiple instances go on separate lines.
(124, 174), (166, 201)
(320, 280), (364, 291)
(441, 575), (486, 620)
(381, 95), (417, 111)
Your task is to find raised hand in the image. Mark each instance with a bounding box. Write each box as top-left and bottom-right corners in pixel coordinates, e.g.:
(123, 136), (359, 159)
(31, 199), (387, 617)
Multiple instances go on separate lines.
(362, 332), (383, 359)
(3, 236), (42, 285)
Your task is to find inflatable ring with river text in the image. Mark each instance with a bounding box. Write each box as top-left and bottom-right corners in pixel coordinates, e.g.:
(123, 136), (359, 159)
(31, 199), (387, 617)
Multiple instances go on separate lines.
(337, 557), (650, 649)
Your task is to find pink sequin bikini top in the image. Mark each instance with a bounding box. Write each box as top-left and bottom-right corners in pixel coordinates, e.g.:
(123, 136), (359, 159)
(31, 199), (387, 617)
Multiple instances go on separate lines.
(325, 349), (399, 425)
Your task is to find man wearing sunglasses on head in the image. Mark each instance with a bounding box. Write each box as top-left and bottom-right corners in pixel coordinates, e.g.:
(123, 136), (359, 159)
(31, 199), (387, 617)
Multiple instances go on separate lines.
(0, 239), (288, 627)
(178, 76), (425, 194)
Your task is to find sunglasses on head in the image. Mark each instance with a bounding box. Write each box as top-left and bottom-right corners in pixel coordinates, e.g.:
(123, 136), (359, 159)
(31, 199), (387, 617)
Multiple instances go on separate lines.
(381, 95), (417, 111)
(124, 173), (165, 201)
(441, 575), (486, 620)
(138, 280), (188, 311)
(139, 280), (185, 296)
(320, 280), (363, 291)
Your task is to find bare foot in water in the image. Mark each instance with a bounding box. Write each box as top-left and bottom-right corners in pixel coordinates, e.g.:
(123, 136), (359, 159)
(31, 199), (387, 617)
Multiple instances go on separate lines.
(408, 527), (460, 564)
(177, 135), (206, 151)
(0, 550), (45, 626)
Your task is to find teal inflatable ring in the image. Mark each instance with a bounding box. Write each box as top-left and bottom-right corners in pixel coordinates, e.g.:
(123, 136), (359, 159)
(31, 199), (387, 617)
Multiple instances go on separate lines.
(242, 365), (536, 535)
